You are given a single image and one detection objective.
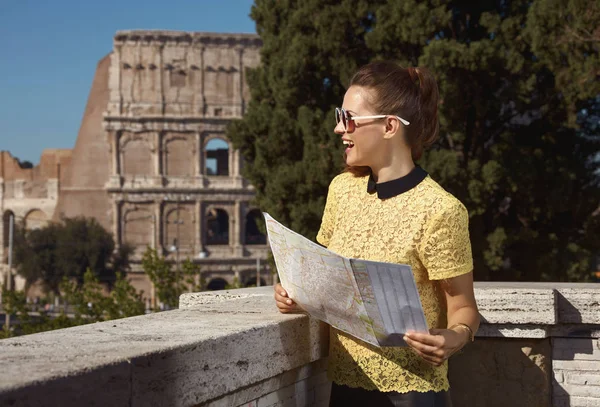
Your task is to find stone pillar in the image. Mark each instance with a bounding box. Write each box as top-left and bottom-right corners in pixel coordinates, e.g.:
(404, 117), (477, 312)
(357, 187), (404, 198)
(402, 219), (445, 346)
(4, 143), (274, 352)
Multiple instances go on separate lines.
(154, 202), (161, 250)
(195, 132), (205, 186)
(193, 45), (205, 116)
(200, 46), (206, 116)
(112, 131), (120, 176)
(107, 44), (122, 115)
(237, 46), (244, 116)
(158, 44), (165, 115)
(233, 201), (243, 257)
(196, 200), (203, 252)
(154, 132), (162, 177)
(113, 200), (121, 248)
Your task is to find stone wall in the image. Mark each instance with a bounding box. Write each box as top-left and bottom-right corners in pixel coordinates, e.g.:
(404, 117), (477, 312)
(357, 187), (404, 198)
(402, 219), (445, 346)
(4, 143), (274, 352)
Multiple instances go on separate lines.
(0, 149), (71, 291)
(53, 31), (269, 300)
(0, 283), (598, 407)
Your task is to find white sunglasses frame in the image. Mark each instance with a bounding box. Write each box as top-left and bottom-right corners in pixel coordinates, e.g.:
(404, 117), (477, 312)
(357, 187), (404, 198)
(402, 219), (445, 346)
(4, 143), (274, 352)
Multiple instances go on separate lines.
(335, 107), (411, 130)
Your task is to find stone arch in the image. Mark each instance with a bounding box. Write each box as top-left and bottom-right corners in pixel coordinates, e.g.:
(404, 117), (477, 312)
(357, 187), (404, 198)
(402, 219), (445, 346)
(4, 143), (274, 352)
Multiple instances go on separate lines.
(120, 132), (154, 176)
(123, 206), (153, 250)
(163, 204), (194, 253)
(245, 209), (266, 245)
(205, 207), (229, 245)
(204, 138), (229, 176)
(207, 278), (228, 291)
(24, 209), (47, 230)
(164, 134), (194, 177)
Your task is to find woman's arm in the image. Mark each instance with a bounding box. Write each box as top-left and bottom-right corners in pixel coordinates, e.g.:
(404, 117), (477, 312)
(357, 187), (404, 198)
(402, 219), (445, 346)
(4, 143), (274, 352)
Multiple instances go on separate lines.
(403, 272), (479, 366)
(444, 272), (480, 343)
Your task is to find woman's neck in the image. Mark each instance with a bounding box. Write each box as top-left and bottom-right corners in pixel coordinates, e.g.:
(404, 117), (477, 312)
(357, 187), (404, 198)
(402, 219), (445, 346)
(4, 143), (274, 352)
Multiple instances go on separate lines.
(370, 160), (416, 183)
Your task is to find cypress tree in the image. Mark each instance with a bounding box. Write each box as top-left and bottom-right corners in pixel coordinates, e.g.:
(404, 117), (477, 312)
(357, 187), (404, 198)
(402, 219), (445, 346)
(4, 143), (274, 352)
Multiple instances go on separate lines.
(228, 0), (600, 281)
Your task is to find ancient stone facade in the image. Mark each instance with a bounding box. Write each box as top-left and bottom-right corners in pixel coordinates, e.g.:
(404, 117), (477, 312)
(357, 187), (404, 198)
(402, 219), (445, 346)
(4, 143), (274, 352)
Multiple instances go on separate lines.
(52, 30), (269, 300)
(106, 31), (268, 295)
(0, 150), (72, 290)
(1, 31), (268, 300)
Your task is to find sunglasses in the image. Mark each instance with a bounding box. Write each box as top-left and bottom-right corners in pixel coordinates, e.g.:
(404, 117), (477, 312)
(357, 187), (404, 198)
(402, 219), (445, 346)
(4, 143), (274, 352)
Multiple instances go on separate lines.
(335, 107), (410, 133)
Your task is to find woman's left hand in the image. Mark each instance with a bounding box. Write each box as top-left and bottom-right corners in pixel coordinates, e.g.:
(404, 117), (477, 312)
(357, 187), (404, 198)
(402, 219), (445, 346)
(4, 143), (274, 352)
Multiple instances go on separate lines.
(403, 329), (467, 367)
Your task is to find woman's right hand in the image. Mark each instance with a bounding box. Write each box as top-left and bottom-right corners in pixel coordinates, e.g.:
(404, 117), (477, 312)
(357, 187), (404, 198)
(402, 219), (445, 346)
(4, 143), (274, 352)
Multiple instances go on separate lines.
(274, 283), (301, 313)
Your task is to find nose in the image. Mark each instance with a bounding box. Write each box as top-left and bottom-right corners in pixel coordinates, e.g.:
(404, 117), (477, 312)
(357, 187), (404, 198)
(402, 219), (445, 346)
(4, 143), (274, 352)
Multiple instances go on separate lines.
(334, 120), (345, 135)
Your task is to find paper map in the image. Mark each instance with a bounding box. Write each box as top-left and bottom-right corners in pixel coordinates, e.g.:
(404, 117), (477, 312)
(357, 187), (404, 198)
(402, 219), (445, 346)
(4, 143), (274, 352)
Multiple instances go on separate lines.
(264, 213), (428, 347)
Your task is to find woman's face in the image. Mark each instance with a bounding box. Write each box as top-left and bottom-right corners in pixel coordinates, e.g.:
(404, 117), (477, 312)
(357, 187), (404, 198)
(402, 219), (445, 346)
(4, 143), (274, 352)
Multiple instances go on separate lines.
(334, 85), (387, 168)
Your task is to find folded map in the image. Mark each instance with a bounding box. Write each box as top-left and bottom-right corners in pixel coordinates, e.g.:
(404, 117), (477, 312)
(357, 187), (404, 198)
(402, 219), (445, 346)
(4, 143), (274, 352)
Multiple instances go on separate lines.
(264, 213), (428, 347)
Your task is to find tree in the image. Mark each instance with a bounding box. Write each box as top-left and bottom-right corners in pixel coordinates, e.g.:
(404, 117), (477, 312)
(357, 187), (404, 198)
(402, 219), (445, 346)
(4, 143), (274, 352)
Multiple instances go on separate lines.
(13, 217), (132, 294)
(1, 270), (145, 338)
(12, 222), (60, 294)
(141, 247), (204, 309)
(229, 0), (383, 238)
(61, 269), (145, 322)
(229, 0), (600, 281)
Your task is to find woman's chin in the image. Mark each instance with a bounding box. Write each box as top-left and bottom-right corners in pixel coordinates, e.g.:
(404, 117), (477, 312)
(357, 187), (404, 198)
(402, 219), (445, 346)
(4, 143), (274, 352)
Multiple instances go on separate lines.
(345, 155), (365, 167)
(344, 153), (357, 166)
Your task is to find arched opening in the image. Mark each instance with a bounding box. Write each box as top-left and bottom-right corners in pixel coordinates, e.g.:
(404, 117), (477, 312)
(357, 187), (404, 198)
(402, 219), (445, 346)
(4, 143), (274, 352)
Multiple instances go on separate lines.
(206, 208), (229, 245)
(245, 209), (266, 245)
(122, 136), (153, 176)
(123, 208), (153, 250)
(207, 278), (228, 291)
(163, 205), (194, 253)
(205, 138), (229, 176)
(24, 209), (47, 230)
(165, 137), (193, 177)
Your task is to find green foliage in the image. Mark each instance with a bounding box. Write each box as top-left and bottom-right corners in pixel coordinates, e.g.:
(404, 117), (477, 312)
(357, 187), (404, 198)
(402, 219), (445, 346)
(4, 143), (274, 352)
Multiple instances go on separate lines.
(1, 270), (145, 337)
(229, 0), (600, 282)
(61, 269), (145, 322)
(13, 217), (131, 294)
(181, 258), (206, 293)
(225, 276), (243, 290)
(141, 247), (205, 309)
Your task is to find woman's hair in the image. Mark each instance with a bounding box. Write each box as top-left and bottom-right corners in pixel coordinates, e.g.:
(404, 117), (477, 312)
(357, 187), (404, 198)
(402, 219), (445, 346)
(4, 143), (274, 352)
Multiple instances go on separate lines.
(343, 61), (440, 177)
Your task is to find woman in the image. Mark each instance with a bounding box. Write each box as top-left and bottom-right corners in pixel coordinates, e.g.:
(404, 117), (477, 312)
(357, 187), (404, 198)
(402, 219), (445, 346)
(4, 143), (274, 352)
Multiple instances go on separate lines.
(274, 61), (479, 407)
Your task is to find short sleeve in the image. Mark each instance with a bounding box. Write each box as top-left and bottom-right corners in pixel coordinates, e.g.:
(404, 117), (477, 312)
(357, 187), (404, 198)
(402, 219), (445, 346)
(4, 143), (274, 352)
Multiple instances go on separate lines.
(419, 200), (473, 280)
(316, 177), (339, 247)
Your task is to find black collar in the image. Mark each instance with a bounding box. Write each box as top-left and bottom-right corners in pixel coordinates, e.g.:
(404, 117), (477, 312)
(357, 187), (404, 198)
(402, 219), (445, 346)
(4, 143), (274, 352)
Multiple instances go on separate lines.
(367, 166), (428, 199)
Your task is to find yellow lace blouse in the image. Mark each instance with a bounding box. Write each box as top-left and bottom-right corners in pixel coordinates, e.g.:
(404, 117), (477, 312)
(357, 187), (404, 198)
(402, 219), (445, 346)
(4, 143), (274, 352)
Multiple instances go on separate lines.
(316, 170), (473, 393)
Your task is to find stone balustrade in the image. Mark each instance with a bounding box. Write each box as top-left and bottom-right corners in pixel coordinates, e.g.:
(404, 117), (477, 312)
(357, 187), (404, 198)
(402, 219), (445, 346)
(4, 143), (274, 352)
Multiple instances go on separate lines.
(0, 283), (598, 407)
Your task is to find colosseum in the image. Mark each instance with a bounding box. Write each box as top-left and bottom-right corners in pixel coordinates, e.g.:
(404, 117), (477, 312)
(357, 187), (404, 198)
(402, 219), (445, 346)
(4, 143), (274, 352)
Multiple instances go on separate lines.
(1, 30), (273, 302)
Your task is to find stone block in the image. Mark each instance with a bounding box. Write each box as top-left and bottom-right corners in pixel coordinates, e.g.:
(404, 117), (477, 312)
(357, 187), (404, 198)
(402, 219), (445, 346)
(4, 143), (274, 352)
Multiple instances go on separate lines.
(553, 338), (600, 359)
(553, 396), (600, 407)
(565, 372), (600, 385)
(0, 362), (131, 407)
(554, 383), (600, 398)
(449, 338), (551, 407)
(556, 288), (600, 324)
(474, 285), (556, 324)
(204, 359), (326, 407)
(554, 360), (600, 371)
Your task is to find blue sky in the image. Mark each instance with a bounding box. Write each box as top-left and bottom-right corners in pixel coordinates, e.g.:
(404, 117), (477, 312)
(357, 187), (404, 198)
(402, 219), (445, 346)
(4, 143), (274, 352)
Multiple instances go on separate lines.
(0, 0), (256, 164)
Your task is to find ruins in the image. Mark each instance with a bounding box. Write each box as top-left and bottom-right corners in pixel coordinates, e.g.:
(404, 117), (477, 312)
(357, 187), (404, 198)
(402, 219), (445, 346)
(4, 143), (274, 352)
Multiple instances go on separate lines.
(1, 30), (270, 301)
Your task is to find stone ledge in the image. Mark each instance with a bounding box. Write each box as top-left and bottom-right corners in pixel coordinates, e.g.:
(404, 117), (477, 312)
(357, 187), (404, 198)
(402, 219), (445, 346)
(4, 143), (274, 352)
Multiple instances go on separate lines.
(0, 286), (327, 407)
(474, 282), (600, 327)
(1, 284), (599, 406)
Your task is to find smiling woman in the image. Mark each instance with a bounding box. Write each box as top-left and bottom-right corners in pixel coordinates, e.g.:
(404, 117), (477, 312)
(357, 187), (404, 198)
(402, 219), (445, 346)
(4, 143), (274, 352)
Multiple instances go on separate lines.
(274, 61), (479, 407)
